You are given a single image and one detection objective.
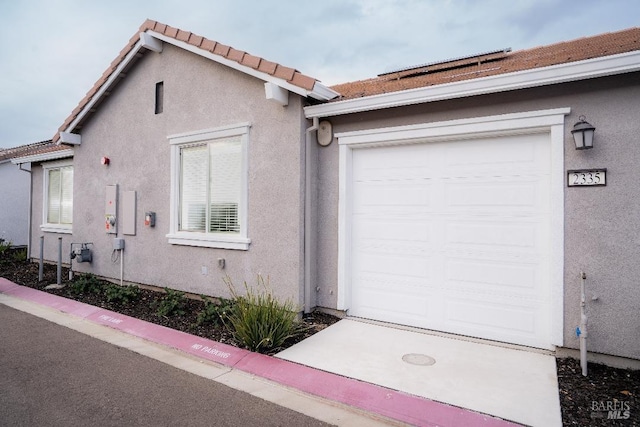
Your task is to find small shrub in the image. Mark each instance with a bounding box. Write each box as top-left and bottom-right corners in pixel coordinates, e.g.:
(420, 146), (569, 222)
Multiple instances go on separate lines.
(225, 275), (307, 354)
(196, 296), (233, 326)
(105, 284), (141, 305)
(10, 248), (27, 262)
(154, 288), (187, 317)
(70, 274), (103, 294)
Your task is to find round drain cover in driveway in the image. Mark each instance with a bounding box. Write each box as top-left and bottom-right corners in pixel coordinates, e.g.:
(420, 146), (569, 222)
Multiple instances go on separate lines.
(402, 353), (436, 366)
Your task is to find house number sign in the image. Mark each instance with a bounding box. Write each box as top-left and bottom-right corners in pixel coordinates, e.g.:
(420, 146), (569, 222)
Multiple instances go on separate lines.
(567, 169), (606, 187)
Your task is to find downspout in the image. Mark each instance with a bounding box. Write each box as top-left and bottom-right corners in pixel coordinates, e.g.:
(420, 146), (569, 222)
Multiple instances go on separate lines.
(18, 163), (33, 260)
(303, 117), (319, 313)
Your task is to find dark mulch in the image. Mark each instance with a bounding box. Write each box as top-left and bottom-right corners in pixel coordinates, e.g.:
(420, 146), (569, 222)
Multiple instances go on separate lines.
(1, 249), (638, 426)
(0, 250), (339, 352)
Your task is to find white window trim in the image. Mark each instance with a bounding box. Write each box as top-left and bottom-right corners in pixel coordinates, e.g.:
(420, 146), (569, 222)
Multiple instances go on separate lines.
(167, 122), (251, 250)
(336, 108), (568, 348)
(41, 159), (73, 234)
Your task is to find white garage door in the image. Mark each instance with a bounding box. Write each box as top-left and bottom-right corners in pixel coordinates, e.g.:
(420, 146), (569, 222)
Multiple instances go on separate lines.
(349, 132), (553, 349)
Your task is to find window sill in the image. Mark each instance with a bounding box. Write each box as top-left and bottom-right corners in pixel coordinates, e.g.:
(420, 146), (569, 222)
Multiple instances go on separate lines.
(40, 224), (72, 234)
(166, 233), (250, 250)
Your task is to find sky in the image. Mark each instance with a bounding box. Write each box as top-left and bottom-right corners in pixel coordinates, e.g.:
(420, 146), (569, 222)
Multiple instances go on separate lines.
(0, 0), (637, 148)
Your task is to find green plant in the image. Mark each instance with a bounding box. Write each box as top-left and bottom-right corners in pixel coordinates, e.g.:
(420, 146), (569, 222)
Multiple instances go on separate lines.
(196, 296), (233, 326)
(105, 284), (141, 305)
(10, 248), (27, 262)
(154, 288), (187, 317)
(224, 275), (307, 354)
(70, 274), (103, 294)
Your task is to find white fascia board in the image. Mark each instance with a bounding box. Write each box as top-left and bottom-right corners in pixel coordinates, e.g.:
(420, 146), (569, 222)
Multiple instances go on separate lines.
(11, 149), (74, 165)
(335, 107), (571, 146)
(148, 31), (337, 101)
(65, 40), (146, 133)
(306, 50), (640, 118)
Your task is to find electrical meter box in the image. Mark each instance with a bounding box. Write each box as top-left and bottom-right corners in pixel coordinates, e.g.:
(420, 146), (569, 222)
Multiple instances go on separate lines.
(105, 185), (118, 234)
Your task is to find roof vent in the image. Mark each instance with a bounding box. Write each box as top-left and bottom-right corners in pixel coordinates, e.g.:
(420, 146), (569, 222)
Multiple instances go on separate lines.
(379, 48), (511, 79)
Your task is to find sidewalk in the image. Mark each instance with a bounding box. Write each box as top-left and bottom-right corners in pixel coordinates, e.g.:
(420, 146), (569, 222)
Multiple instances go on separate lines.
(0, 278), (516, 427)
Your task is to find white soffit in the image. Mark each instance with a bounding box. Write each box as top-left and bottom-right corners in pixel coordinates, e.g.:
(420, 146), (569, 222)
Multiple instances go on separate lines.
(305, 50), (640, 118)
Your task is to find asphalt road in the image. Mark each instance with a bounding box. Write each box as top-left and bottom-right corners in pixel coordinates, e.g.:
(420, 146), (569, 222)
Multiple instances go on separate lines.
(0, 304), (333, 427)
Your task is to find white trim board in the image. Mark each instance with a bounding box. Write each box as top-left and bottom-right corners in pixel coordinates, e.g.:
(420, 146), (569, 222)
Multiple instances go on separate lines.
(337, 108), (568, 348)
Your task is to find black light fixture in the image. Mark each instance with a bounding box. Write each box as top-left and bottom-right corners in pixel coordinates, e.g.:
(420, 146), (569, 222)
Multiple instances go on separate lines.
(571, 115), (595, 150)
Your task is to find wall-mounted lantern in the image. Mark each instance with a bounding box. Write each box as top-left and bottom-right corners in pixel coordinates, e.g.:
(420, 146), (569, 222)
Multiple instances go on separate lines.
(571, 115), (595, 150)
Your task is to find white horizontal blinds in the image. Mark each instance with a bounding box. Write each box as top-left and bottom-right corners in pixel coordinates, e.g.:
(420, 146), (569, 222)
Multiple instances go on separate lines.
(47, 169), (61, 223)
(47, 166), (74, 225)
(60, 167), (73, 224)
(209, 137), (241, 233)
(180, 145), (208, 231)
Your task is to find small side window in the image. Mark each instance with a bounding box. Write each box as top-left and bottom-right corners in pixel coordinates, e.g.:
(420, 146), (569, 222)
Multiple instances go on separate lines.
(155, 81), (164, 114)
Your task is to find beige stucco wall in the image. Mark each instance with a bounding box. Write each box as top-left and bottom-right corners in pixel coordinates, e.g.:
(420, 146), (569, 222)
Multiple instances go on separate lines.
(316, 73), (640, 360)
(37, 43), (307, 304)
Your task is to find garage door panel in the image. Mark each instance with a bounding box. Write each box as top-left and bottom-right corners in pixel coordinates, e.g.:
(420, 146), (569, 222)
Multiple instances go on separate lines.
(445, 299), (537, 335)
(446, 221), (538, 249)
(355, 253), (431, 278)
(354, 182), (431, 211)
(443, 134), (546, 170)
(354, 144), (439, 181)
(445, 181), (539, 209)
(355, 220), (431, 243)
(445, 258), (537, 291)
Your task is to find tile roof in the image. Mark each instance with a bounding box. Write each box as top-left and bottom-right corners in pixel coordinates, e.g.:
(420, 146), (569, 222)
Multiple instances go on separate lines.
(53, 19), (329, 143)
(331, 27), (640, 100)
(0, 140), (59, 163)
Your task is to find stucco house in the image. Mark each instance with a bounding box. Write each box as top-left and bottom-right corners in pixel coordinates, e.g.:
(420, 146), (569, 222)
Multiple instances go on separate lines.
(13, 20), (640, 365)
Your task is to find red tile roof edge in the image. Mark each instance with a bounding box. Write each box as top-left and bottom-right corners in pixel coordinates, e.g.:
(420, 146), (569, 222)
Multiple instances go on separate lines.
(53, 19), (324, 142)
(0, 140), (63, 162)
(330, 27), (640, 101)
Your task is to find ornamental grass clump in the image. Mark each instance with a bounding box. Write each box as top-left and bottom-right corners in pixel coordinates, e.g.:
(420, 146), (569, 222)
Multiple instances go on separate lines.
(225, 275), (307, 354)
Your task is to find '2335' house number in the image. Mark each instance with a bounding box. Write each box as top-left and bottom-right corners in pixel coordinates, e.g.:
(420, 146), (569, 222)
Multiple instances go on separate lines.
(567, 169), (606, 187)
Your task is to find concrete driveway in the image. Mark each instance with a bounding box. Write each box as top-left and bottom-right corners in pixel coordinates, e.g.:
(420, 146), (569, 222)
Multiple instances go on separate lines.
(277, 318), (562, 427)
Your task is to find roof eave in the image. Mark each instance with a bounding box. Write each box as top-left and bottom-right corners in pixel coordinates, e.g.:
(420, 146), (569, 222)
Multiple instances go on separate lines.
(11, 148), (74, 165)
(305, 49), (640, 118)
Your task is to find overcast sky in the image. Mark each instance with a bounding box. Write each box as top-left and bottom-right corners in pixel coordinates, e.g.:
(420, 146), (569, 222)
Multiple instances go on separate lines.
(0, 0), (637, 148)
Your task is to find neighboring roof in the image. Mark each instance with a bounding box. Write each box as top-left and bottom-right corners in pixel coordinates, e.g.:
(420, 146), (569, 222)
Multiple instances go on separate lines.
(54, 19), (338, 143)
(331, 27), (640, 100)
(0, 140), (54, 163)
(8, 141), (73, 164)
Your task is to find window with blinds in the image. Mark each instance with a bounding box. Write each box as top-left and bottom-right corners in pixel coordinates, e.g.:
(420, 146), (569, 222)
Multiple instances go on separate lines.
(179, 137), (242, 234)
(168, 122), (250, 250)
(46, 166), (73, 225)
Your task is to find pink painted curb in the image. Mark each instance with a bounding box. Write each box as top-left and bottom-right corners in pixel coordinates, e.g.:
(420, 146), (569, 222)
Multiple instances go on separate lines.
(0, 280), (518, 427)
